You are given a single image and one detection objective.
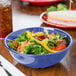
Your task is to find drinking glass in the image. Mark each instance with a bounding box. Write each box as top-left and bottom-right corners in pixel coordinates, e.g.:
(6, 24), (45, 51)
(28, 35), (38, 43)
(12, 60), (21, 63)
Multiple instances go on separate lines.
(0, 0), (12, 39)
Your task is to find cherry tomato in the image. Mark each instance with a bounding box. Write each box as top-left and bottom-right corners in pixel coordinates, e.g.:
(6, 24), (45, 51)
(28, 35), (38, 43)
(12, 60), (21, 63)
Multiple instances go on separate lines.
(12, 42), (18, 48)
(55, 44), (66, 51)
(38, 35), (45, 40)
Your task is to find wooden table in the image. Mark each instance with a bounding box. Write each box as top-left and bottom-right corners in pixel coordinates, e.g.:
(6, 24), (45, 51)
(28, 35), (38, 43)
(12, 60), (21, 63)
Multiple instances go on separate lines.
(0, 0), (76, 76)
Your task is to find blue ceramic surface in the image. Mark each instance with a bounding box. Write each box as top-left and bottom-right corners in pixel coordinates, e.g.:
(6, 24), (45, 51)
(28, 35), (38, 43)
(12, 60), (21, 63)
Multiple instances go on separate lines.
(4, 27), (73, 68)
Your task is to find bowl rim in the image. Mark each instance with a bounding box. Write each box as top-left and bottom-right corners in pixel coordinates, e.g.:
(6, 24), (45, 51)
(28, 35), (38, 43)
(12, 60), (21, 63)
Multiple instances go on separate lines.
(4, 27), (73, 56)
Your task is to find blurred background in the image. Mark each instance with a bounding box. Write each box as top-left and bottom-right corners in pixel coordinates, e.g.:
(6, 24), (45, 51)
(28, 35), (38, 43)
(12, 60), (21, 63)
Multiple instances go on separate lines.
(12, 0), (76, 31)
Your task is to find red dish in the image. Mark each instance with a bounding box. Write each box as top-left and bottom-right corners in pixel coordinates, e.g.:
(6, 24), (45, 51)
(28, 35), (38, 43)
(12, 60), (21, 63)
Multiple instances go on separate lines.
(40, 8), (76, 29)
(20, 0), (61, 5)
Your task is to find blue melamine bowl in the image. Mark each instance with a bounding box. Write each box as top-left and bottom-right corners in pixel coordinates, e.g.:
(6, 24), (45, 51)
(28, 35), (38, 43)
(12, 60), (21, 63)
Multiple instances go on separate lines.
(4, 27), (73, 68)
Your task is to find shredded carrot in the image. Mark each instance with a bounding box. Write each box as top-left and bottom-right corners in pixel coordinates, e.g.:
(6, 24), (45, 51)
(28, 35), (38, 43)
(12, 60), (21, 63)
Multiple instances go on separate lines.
(44, 29), (55, 40)
(32, 31), (34, 34)
(17, 40), (28, 52)
(48, 33), (55, 40)
(17, 40), (34, 53)
(17, 46), (21, 52)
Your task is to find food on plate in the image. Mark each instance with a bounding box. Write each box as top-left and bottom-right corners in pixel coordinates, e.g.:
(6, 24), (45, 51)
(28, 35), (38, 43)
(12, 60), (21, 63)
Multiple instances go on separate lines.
(7, 30), (70, 55)
(46, 6), (57, 16)
(46, 4), (68, 16)
(57, 3), (68, 11)
(47, 11), (76, 26)
(45, 3), (76, 26)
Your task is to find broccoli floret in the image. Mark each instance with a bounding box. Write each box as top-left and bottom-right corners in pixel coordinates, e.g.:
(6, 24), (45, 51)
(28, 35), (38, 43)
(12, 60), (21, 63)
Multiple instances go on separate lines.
(57, 4), (68, 11)
(46, 6), (57, 16)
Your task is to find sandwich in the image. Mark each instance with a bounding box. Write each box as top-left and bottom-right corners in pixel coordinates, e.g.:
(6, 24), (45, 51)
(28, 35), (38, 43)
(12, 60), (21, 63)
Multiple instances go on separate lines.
(47, 11), (76, 26)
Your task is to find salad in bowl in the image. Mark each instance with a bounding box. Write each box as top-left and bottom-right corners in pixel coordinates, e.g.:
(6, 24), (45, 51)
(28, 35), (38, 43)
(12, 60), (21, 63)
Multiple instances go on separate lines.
(4, 27), (73, 68)
(7, 28), (70, 55)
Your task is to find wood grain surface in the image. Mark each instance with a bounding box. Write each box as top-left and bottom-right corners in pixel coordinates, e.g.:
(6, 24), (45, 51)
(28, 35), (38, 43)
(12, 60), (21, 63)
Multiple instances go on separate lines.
(0, 0), (76, 76)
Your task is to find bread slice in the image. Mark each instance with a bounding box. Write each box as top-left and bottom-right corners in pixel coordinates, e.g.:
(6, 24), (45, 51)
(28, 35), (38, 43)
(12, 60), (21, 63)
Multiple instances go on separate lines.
(47, 11), (76, 26)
